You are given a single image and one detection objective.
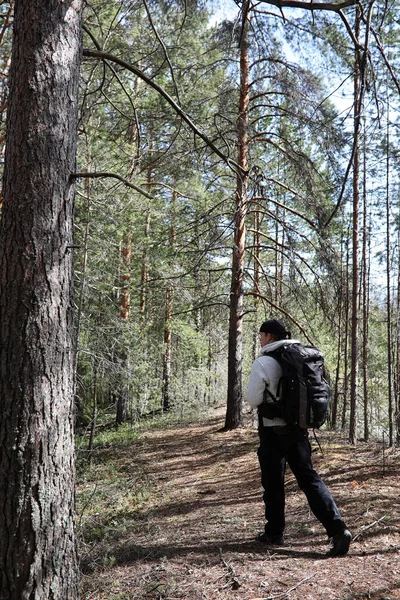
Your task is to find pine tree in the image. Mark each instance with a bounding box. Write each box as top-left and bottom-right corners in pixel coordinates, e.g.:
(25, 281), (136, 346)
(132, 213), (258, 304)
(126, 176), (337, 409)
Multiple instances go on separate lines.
(0, 0), (82, 596)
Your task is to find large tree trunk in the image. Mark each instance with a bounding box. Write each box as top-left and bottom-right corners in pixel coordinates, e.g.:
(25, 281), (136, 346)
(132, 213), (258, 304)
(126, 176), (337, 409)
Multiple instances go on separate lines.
(0, 1), (82, 598)
(0, 4), (12, 156)
(224, 0), (250, 430)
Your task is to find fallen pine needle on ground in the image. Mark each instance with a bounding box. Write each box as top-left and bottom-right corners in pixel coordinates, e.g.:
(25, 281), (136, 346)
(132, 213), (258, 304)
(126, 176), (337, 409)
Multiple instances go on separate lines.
(78, 406), (400, 600)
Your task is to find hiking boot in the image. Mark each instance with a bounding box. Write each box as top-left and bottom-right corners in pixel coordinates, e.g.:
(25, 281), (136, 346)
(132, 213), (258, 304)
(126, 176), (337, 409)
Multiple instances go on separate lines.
(328, 528), (352, 557)
(256, 531), (284, 545)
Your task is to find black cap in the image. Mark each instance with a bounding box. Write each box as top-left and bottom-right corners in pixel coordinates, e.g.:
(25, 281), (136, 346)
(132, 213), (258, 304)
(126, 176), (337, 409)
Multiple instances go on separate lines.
(259, 318), (290, 340)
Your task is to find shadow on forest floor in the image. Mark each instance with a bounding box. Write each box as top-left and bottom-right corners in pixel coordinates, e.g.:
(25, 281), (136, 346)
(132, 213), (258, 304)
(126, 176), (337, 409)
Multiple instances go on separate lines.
(78, 406), (400, 600)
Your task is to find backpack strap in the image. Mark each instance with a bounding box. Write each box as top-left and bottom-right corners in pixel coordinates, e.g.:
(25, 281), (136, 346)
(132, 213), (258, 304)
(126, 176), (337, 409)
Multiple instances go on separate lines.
(258, 349), (283, 421)
(263, 385), (277, 403)
(260, 348), (283, 403)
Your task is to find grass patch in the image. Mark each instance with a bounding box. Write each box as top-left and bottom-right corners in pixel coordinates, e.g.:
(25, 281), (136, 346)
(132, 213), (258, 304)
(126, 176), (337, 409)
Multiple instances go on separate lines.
(76, 420), (155, 549)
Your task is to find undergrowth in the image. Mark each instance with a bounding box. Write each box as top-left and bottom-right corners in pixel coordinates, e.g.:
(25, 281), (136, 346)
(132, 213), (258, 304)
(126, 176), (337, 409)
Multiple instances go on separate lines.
(76, 403), (220, 555)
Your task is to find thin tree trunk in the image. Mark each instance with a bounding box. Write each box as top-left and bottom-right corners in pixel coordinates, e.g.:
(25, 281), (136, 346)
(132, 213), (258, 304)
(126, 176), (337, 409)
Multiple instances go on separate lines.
(362, 119), (370, 441)
(206, 271), (213, 405)
(162, 284), (173, 412)
(140, 211), (151, 316)
(349, 10), (361, 444)
(75, 174), (91, 425)
(279, 208), (285, 304)
(342, 228), (351, 430)
(162, 190), (176, 412)
(116, 230), (132, 425)
(332, 310), (342, 431)
(140, 158), (153, 317)
(274, 204), (280, 306)
(88, 361), (98, 466)
(207, 326), (213, 405)
(0, 1), (82, 596)
(225, 0), (250, 430)
(396, 225), (400, 444)
(76, 175), (91, 348)
(252, 208), (261, 361)
(385, 96), (394, 446)
(332, 236), (345, 430)
(120, 230), (132, 320)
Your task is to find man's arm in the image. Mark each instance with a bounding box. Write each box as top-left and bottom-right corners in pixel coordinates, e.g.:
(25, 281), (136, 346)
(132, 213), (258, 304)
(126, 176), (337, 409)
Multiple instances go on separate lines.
(246, 359), (267, 408)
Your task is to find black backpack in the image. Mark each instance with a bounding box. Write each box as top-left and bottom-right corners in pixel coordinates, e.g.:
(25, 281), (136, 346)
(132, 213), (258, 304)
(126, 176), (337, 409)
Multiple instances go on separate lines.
(259, 343), (330, 429)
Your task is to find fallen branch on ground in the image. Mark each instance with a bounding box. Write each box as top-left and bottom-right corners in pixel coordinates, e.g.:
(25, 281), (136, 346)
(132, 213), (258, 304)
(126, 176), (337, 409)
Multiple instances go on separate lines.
(353, 514), (387, 541)
(250, 573), (316, 600)
(219, 548), (241, 590)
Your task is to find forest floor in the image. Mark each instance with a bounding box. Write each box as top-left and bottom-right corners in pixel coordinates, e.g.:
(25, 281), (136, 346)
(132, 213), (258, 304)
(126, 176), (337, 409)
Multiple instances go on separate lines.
(78, 406), (400, 600)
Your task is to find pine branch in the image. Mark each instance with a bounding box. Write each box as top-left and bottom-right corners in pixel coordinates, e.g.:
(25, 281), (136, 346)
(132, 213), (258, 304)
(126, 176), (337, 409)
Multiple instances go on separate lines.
(142, 0), (181, 104)
(245, 240), (326, 306)
(244, 291), (315, 344)
(246, 205), (319, 251)
(251, 195), (316, 229)
(82, 48), (244, 175)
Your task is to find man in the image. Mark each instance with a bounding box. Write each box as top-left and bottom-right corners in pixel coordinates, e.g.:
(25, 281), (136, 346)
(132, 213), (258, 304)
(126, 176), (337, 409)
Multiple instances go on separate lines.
(246, 318), (351, 556)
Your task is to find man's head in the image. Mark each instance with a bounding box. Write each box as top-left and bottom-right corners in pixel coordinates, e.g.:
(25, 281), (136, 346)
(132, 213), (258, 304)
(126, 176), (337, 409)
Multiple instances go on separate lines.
(259, 318), (290, 346)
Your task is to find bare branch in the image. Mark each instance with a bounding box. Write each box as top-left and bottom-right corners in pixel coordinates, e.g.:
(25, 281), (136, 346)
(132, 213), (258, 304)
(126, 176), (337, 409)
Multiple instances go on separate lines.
(256, 0), (357, 12)
(71, 171), (155, 200)
(324, 2), (373, 228)
(338, 8), (363, 49)
(352, 514), (387, 541)
(367, 23), (400, 96)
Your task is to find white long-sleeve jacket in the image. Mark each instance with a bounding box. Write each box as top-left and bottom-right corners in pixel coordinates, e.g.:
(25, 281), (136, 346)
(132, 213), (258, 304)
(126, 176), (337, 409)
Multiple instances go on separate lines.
(246, 339), (300, 427)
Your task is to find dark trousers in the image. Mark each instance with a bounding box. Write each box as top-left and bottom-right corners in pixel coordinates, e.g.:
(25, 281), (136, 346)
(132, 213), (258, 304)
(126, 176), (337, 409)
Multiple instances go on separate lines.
(257, 426), (346, 538)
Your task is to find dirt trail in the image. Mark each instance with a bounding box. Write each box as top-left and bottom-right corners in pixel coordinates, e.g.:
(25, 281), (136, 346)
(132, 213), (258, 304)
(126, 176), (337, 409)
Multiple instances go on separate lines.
(80, 408), (400, 599)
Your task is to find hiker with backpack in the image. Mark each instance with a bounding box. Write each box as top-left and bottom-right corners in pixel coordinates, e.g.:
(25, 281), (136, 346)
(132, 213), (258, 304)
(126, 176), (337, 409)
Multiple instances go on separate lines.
(246, 318), (352, 556)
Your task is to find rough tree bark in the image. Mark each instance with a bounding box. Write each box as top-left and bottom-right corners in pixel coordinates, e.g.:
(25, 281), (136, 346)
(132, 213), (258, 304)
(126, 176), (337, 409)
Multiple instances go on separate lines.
(224, 0), (250, 430)
(0, 1), (82, 598)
